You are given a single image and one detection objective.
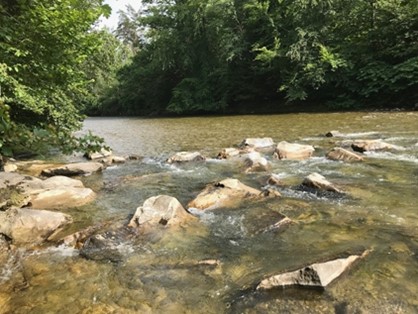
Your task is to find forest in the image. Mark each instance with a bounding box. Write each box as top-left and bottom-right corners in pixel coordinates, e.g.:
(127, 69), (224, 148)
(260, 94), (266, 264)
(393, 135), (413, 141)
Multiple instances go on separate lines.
(1, 0), (418, 156)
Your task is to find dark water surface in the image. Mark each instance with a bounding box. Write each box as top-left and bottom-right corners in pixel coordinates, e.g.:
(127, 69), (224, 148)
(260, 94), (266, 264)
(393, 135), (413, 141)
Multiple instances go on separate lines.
(1, 112), (418, 313)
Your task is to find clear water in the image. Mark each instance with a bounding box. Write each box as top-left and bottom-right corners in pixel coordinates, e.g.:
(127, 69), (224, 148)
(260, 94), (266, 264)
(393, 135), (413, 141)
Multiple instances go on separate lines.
(1, 112), (418, 313)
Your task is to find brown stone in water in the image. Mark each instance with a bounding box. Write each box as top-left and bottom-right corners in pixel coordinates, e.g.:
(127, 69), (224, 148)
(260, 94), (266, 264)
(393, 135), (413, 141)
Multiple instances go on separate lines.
(326, 147), (364, 162)
(274, 141), (315, 160)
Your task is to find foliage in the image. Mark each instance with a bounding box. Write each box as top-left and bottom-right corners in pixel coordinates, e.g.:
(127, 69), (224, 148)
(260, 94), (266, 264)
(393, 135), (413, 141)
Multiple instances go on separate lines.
(96, 0), (418, 115)
(0, 0), (113, 157)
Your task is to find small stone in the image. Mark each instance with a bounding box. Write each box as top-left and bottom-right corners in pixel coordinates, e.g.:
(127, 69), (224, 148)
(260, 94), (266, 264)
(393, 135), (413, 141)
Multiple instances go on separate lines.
(239, 138), (275, 148)
(326, 147), (364, 162)
(274, 141), (315, 160)
(166, 152), (205, 163)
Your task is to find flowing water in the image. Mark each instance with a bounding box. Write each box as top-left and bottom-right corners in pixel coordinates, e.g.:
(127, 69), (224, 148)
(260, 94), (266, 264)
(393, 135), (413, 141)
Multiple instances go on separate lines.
(1, 112), (418, 313)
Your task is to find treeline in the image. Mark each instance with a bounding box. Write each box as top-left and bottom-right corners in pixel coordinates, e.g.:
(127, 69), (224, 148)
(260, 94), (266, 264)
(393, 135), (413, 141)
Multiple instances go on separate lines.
(92, 0), (418, 116)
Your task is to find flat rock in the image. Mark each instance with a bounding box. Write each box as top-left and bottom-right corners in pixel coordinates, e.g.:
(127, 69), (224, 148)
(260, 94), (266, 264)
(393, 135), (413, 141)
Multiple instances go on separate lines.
(257, 251), (368, 290)
(326, 147), (364, 162)
(217, 147), (251, 159)
(240, 138), (275, 148)
(274, 141), (315, 160)
(351, 139), (401, 153)
(129, 195), (195, 229)
(41, 162), (103, 177)
(0, 208), (72, 244)
(166, 151), (206, 163)
(188, 178), (273, 210)
(302, 173), (343, 194)
(30, 187), (96, 209)
(85, 148), (112, 160)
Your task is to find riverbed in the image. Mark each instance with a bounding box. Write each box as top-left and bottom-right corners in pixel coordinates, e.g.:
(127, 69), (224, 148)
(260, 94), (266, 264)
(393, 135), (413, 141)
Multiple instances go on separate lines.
(1, 112), (418, 313)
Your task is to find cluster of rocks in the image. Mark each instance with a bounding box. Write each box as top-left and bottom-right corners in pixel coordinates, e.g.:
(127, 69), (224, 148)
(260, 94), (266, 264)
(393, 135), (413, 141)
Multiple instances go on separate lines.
(0, 132), (400, 290)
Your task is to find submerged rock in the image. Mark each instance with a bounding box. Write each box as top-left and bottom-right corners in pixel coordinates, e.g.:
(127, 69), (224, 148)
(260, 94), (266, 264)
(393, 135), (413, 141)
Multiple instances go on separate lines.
(188, 178), (274, 210)
(260, 216), (293, 233)
(166, 151), (206, 163)
(41, 162), (103, 177)
(326, 147), (364, 162)
(0, 208), (72, 244)
(274, 141), (315, 160)
(257, 251), (368, 290)
(351, 139), (401, 153)
(128, 195), (195, 230)
(79, 227), (134, 263)
(239, 138), (275, 149)
(301, 173), (343, 194)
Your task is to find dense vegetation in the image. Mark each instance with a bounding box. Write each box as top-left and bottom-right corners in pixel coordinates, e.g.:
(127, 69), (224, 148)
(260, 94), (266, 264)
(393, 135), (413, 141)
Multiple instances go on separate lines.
(1, 0), (417, 158)
(0, 0), (130, 157)
(95, 0), (418, 116)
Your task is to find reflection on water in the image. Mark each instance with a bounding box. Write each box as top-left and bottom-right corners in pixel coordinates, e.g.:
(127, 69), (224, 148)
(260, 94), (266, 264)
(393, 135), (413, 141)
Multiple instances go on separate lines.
(1, 112), (418, 313)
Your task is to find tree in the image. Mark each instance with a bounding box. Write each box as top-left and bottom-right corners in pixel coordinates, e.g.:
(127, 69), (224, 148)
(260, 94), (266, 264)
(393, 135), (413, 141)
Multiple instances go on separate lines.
(0, 0), (111, 156)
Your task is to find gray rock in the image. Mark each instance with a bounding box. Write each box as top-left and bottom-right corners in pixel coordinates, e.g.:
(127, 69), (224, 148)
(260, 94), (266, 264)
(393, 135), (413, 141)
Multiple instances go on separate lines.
(274, 141), (315, 160)
(257, 251), (368, 290)
(0, 208), (72, 244)
(326, 147), (364, 162)
(129, 195), (195, 229)
(166, 151), (206, 163)
(41, 162), (103, 177)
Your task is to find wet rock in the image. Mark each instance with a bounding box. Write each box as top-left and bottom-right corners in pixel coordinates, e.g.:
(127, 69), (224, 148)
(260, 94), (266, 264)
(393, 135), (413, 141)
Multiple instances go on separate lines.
(79, 227), (134, 263)
(257, 251), (368, 290)
(274, 141), (315, 160)
(217, 147), (250, 159)
(59, 222), (111, 248)
(166, 151), (206, 163)
(240, 137), (275, 149)
(301, 173), (343, 194)
(30, 187), (96, 209)
(242, 152), (270, 173)
(0, 208), (72, 244)
(128, 195), (195, 229)
(260, 216), (293, 233)
(351, 139), (401, 153)
(111, 156), (126, 164)
(266, 174), (284, 186)
(325, 130), (344, 137)
(127, 154), (143, 160)
(41, 162), (103, 177)
(188, 178), (272, 210)
(326, 147), (364, 162)
(85, 148), (112, 160)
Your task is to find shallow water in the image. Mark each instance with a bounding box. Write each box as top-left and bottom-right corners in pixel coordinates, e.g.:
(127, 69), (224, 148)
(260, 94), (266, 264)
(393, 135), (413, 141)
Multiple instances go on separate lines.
(1, 112), (418, 313)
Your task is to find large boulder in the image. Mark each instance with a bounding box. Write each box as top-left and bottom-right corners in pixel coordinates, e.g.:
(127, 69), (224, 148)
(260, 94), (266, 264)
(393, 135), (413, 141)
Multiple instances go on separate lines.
(0, 208), (72, 244)
(41, 162), (103, 177)
(326, 147), (364, 162)
(166, 151), (206, 163)
(0, 173), (96, 210)
(301, 173), (343, 194)
(128, 195), (195, 229)
(351, 139), (401, 153)
(30, 187), (96, 209)
(257, 251), (368, 290)
(239, 138), (275, 149)
(274, 141), (315, 160)
(188, 178), (274, 210)
(241, 152), (270, 173)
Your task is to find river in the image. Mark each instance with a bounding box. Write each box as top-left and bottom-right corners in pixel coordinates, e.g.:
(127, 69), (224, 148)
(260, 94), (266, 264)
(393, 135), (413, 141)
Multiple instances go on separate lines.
(1, 112), (418, 313)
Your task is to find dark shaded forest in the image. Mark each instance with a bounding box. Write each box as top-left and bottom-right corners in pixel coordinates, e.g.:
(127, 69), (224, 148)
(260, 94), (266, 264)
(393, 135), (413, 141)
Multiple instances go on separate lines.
(1, 0), (418, 157)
